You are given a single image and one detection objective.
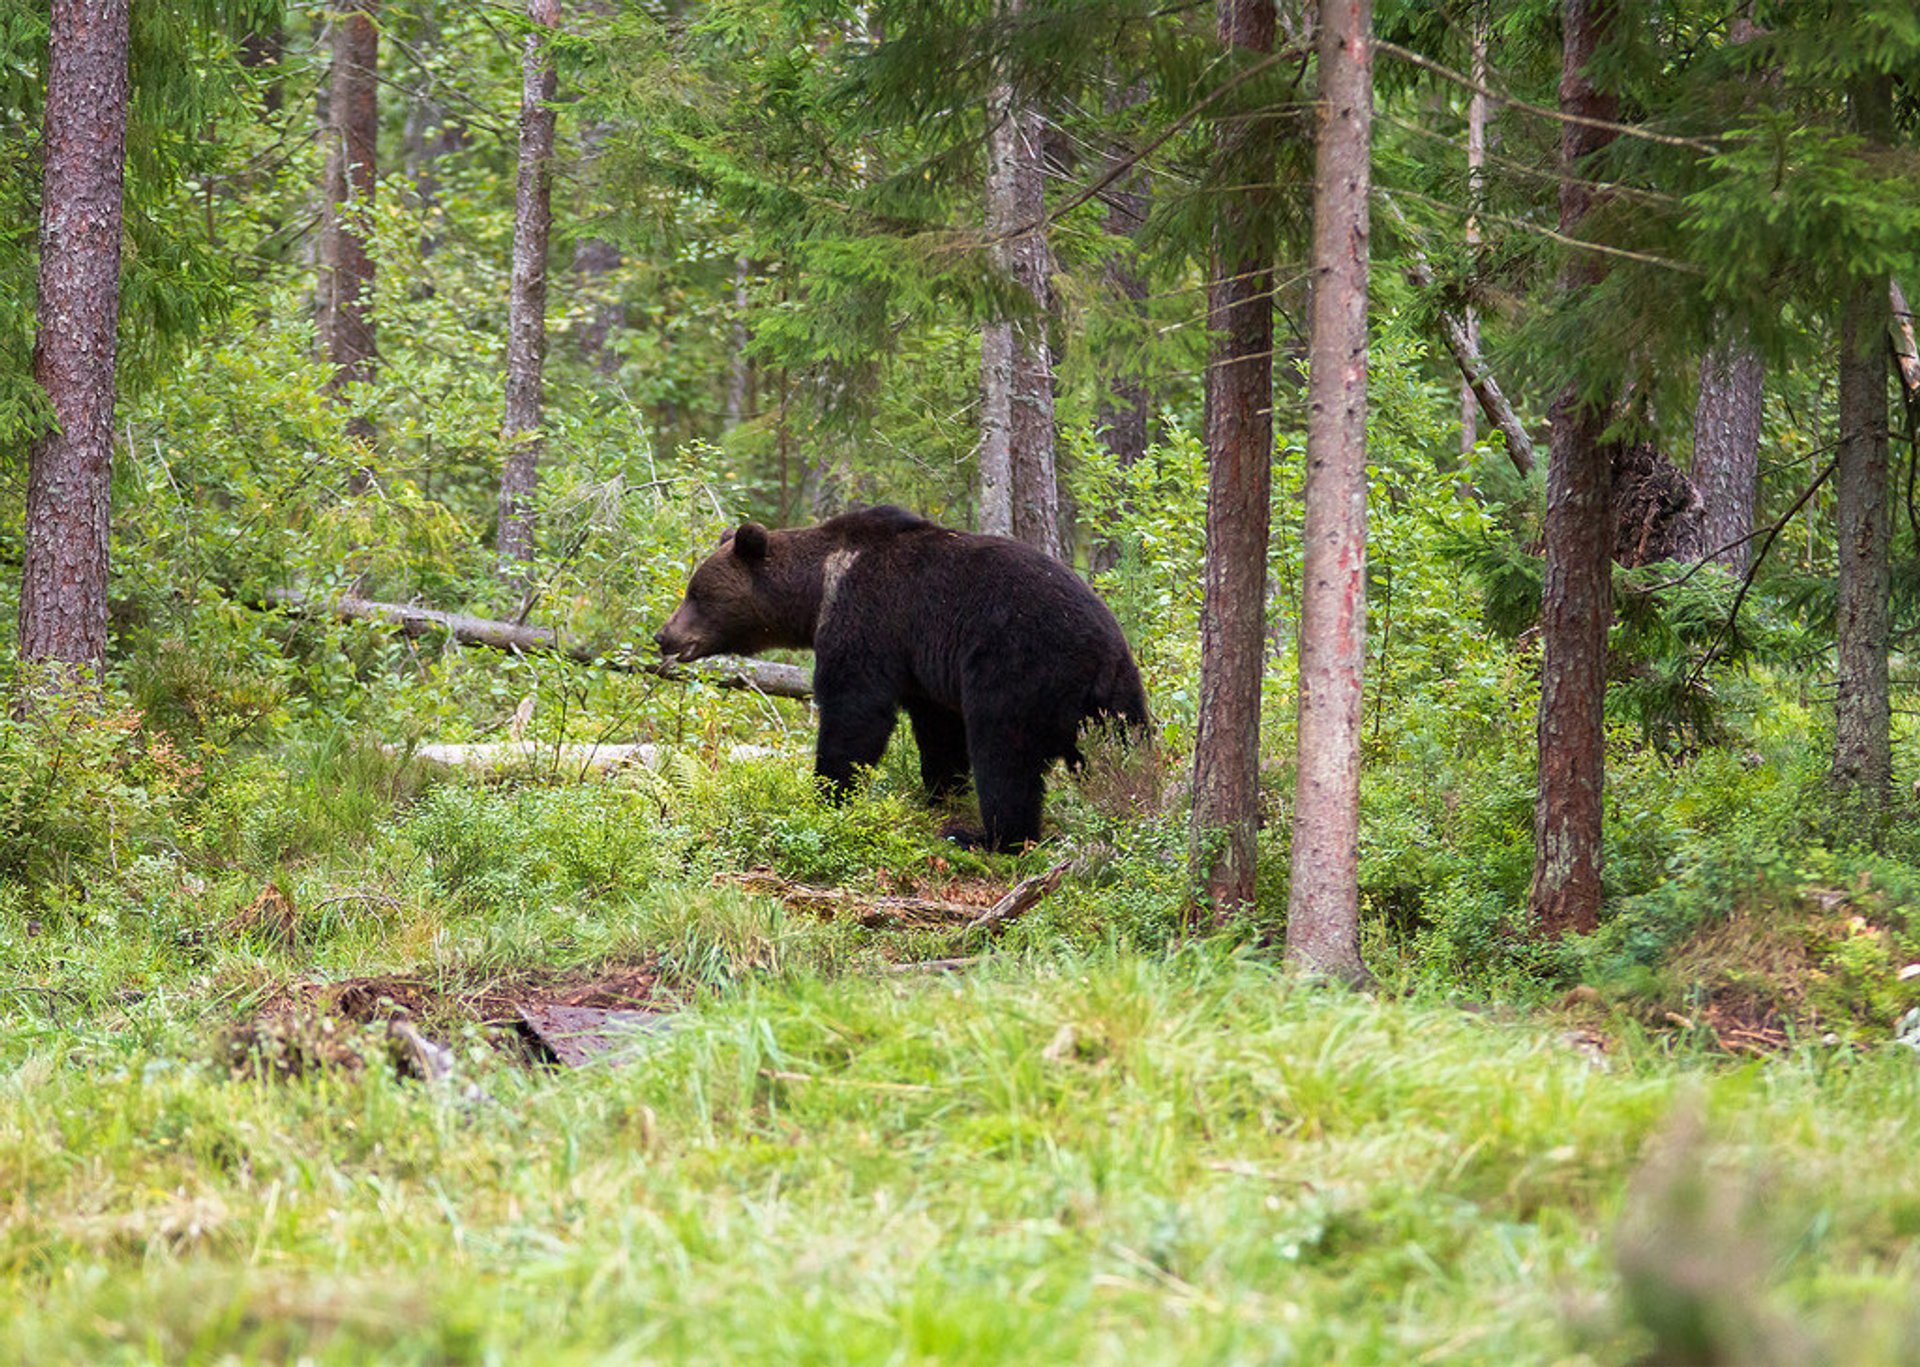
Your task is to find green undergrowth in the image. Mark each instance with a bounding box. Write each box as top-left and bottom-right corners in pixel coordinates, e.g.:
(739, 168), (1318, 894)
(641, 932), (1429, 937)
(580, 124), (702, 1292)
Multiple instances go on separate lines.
(5, 953), (1920, 1363)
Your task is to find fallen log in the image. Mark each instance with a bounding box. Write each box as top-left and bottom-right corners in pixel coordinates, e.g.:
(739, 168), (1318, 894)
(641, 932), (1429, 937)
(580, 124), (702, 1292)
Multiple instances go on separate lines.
(262, 589), (813, 700)
(397, 741), (777, 776)
(720, 869), (984, 931)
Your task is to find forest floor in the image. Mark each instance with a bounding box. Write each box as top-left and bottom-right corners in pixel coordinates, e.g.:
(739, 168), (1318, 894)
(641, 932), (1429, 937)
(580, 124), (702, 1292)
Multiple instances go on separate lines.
(7, 742), (1920, 1364)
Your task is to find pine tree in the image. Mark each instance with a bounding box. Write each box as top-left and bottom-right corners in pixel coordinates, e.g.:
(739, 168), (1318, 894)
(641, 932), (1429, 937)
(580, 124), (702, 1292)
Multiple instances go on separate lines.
(1286, 0), (1373, 986)
(18, 0), (132, 682)
(1190, 0), (1277, 921)
(1528, 0), (1618, 939)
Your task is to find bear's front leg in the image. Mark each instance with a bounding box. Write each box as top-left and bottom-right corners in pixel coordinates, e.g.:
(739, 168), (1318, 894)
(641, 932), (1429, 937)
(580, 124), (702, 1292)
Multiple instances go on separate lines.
(813, 698), (899, 802)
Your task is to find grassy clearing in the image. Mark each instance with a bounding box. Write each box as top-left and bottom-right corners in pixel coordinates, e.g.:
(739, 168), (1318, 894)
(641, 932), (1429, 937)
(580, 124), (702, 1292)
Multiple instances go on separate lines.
(7, 933), (1920, 1363)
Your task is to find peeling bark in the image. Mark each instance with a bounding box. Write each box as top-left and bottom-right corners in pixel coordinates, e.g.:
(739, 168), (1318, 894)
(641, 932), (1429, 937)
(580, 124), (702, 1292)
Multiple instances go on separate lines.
(18, 0), (131, 681)
(1286, 0), (1372, 986)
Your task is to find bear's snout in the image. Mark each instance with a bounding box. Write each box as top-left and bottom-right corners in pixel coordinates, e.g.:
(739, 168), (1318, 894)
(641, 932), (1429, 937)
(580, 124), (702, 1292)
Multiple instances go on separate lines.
(654, 606), (707, 662)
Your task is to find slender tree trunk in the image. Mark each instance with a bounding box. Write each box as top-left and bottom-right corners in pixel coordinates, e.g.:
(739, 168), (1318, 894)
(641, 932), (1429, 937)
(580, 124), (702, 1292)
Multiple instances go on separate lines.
(1459, 0), (1487, 456)
(1190, 0), (1276, 922)
(1286, 0), (1373, 984)
(1691, 342), (1764, 572)
(497, 0), (561, 576)
(1528, 0), (1617, 939)
(723, 255), (753, 430)
(18, 0), (132, 682)
(320, 0), (379, 448)
(1830, 72), (1893, 803)
(1091, 79), (1152, 575)
(979, 0), (1059, 556)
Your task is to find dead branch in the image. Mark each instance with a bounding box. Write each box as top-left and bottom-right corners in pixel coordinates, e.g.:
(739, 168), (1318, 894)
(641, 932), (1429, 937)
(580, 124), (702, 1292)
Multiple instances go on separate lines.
(963, 859), (1072, 938)
(1380, 192), (1536, 477)
(261, 589), (813, 699)
(721, 869), (984, 930)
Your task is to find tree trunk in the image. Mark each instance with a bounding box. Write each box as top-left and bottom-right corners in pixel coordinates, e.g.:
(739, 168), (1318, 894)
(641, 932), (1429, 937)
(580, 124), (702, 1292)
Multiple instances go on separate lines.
(320, 0), (379, 448)
(1286, 0), (1373, 985)
(723, 255), (754, 430)
(1691, 342), (1764, 572)
(1460, 0), (1487, 457)
(1528, 0), (1617, 939)
(1190, 0), (1276, 922)
(18, 0), (131, 683)
(979, 0), (1059, 557)
(1090, 79), (1152, 575)
(497, 0), (561, 575)
(1830, 76), (1893, 803)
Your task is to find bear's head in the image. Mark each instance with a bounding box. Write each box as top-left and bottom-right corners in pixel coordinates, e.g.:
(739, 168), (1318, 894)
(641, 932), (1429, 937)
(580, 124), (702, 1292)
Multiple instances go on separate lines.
(654, 522), (784, 662)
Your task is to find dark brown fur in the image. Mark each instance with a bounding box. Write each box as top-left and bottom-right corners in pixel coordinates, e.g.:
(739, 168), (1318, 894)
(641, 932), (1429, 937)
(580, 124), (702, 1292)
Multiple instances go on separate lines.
(657, 506), (1148, 848)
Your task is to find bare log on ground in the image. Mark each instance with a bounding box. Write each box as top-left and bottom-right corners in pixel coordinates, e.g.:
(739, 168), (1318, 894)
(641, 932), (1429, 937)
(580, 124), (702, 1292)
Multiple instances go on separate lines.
(397, 741), (777, 776)
(262, 589), (813, 699)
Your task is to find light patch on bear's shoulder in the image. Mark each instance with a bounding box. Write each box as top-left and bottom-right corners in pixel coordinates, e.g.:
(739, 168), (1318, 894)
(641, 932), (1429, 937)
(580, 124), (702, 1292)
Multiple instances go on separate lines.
(819, 548), (860, 629)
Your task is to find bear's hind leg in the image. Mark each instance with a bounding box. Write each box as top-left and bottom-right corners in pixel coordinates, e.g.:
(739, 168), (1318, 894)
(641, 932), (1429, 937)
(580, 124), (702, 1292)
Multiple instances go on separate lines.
(966, 747), (1046, 851)
(905, 699), (971, 799)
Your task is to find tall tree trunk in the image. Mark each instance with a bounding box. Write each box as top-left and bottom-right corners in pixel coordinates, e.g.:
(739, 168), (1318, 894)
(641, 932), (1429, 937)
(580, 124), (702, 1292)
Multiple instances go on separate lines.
(1190, 0), (1276, 922)
(18, 0), (132, 682)
(1459, 0), (1487, 457)
(1528, 0), (1617, 939)
(723, 255), (753, 430)
(320, 0), (379, 449)
(1830, 71), (1893, 804)
(1286, 0), (1373, 985)
(1691, 341), (1764, 571)
(1090, 78), (1151, 575)
(979, 0), (1059, 557)
(497, 0), (561, 575)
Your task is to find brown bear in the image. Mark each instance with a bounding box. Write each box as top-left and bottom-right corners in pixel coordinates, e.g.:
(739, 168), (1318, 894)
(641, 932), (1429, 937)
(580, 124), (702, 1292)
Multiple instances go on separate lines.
(655, 505), (1149, 849)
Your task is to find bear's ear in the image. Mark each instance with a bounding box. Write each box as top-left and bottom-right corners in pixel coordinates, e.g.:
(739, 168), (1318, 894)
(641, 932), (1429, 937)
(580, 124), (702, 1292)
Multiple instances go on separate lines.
(732, 522), (770, 562)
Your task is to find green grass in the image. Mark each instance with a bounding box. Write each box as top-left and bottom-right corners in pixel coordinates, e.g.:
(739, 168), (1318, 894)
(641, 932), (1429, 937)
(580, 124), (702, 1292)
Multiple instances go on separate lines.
(6, 942), (1920, 1363)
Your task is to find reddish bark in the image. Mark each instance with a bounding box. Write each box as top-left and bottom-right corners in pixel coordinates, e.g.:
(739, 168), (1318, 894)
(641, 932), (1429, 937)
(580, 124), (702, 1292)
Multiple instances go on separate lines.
(497, 0), (562, 574)
(1190, 0), (1276, 922)
(1286, 0), (1373, 985)
(18, 0), (132, 680)
(1528, 0), (1618, 939)
(320, 0), (379, 447)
